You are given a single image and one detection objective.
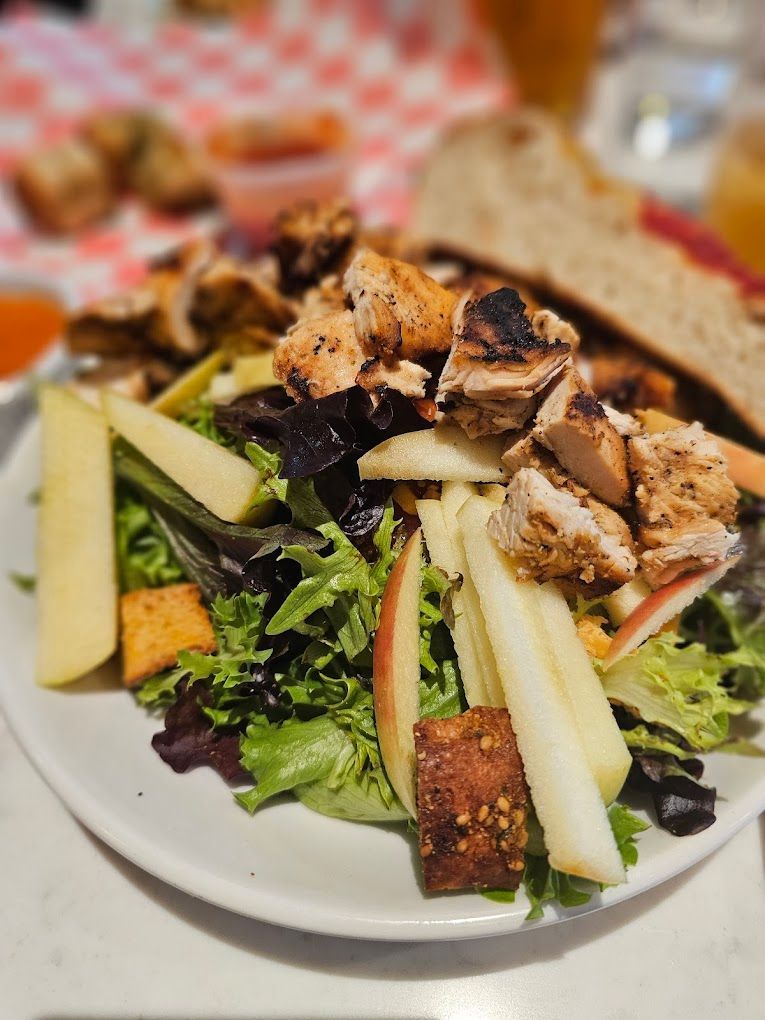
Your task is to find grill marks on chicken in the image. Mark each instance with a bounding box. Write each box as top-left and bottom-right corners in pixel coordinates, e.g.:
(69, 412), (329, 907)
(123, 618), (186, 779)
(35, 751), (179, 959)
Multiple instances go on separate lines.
(435, 288), (574, 438)
(273, 199), (358, 293)
(628, 423), (739, 585)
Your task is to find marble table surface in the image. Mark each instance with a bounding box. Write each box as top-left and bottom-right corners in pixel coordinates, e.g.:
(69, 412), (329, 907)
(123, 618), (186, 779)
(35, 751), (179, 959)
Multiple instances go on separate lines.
(2, 711), (763, 1020)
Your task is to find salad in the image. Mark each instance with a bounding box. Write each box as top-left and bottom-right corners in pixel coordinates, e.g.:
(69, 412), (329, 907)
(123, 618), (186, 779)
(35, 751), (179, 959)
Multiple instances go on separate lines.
(31, 200), (765, 919)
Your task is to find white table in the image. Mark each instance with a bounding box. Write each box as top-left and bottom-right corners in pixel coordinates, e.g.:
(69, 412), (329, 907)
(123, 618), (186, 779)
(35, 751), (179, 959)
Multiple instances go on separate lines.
(2, 713), (763, 1020)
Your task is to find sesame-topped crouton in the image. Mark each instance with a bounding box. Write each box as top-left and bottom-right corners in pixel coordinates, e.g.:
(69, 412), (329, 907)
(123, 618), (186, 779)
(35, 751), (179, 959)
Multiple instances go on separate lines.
(120, 582), (216, 687)
(414, 707), (529, 891)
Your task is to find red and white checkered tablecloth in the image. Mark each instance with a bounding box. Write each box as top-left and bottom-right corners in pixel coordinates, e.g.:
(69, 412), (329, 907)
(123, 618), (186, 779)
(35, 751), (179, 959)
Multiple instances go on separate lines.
(0, 1), (509, 305)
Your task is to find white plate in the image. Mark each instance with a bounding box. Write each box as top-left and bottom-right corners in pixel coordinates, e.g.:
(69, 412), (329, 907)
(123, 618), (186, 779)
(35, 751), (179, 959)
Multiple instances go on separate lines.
(1, 421), (764, 941)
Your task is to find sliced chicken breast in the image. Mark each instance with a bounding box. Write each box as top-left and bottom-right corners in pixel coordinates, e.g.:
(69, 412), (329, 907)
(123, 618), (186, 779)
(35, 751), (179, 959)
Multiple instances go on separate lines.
(640, 519), (740, 587)
(533, 366), (630, 506)
(487, 467), (637, 592)
(273, 309), (364, 400)
(343, 248), (457, 361)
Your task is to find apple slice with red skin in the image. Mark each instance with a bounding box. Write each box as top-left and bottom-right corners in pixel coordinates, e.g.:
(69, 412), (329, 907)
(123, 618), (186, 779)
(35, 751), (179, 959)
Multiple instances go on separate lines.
(373, 528), (422, 817)
(603, 555), (742, 670)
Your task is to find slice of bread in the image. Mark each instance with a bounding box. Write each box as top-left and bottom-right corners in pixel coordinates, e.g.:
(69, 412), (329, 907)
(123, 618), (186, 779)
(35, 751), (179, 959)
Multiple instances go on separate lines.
(412, 109), (765, 440)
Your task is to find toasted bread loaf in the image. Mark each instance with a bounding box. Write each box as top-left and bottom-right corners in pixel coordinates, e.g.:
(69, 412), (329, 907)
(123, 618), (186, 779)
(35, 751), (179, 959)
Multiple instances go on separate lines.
(413, 109), (765, 439)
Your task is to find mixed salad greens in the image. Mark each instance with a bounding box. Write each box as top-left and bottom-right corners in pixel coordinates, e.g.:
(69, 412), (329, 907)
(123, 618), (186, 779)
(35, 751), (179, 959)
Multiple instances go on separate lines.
(107, 384), (765, 918)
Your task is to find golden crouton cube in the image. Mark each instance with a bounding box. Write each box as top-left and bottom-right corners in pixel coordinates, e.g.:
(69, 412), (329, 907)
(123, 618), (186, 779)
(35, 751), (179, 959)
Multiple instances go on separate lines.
(120, 583), (216, 687)
(414, 707), (529, 892)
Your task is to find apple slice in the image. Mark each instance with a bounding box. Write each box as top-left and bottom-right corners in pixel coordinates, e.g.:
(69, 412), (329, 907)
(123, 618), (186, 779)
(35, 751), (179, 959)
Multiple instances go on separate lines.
(604, 576), (653, 626)
(151, 350), (225, 417)
(535, 581), (631, 805)
(233, 351), (279, 393)
(416, 498), (490, 707)
(103, 391), (267, 524)
(458, 495), (625, 885)
(603, 555), (742, 669)
(36, 387), (118, 686)
(638, 408), (765, 499)
(441, 481), (505, 707)
(358, 426), (508, 483)
(373, 528), (422, 817)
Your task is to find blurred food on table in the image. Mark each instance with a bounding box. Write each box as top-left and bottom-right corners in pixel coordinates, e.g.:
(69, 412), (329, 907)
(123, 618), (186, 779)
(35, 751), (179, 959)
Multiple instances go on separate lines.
(13, 109), (214, 234)
(480, 0), (607, 119)
(707, 117), (765, 273)
(206, 111), (351, 241)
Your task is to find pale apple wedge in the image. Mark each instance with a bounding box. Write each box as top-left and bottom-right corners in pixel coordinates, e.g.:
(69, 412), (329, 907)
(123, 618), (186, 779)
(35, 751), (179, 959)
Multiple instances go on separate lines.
(358, 426), (508, 483)
(103, 391), (268, 525)
(535, 581), (631, 805)
(441, 481), (505, 707)
(458, 495), (625, 885)
(151, 350), (225, 417)
(233, 350), (280, 393)
(36, 387), (118, 686)
(416, 498), (490, 706)
(638, 407), (765, 499)
(603, 556), (742, 670)
(604, 576), (652, 626)
(373, 528), (422, 817)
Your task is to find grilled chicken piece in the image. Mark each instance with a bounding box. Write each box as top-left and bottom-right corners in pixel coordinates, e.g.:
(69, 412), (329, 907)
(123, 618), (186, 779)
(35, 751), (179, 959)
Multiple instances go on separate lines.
(628, 423), (739, 585)
(603, 404), (642, 437)
(273, 199), (358, 292)
(192, 254), (296, 339)
(591, 354), (676, 413)
(295, 273), (347, 320)
(533, 366), (630, 506)
(273, 310), (364, 400)
(640, 519), (739, 587)
(629, 423), (738, 530)
(501, 431), (585, 494)
(487, 468), (637, 592)
(67, 286), (157, 357)
(344, 248), (457, 361)
(146, 239), (215, 358)
(440, 289), (572, 402)
(446, 396), (537, 439)
(356, 356), (429, 400)
(69, 356), (176, 407)
(273, 309), (429, 402)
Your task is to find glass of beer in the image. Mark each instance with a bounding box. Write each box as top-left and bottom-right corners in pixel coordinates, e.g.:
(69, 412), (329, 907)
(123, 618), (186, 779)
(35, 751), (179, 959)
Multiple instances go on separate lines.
(480, 0), (608, 120)
(707, 116), (765, 274)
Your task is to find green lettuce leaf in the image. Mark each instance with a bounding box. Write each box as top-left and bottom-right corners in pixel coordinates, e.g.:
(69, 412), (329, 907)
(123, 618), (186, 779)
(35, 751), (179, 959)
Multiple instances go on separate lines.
(295, 773), (409, 822)
(115, 487), (185, 592)
(418, 564), (464, 720)
(601, 634), (754, 755)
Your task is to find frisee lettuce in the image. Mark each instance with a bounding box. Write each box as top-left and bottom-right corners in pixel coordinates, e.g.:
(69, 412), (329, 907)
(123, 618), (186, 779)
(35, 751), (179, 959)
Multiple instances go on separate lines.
(601, 633), (755, 756)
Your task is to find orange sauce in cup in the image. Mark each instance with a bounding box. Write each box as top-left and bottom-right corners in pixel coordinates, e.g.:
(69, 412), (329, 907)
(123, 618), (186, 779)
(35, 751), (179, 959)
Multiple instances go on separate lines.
(0, 291), (65, 376)
(206, 111), (348, 165)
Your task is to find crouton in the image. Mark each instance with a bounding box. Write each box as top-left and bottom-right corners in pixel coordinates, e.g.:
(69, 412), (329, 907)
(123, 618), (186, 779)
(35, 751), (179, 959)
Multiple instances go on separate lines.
(120, 582), (216, 687)
(414, 707), (529, 891)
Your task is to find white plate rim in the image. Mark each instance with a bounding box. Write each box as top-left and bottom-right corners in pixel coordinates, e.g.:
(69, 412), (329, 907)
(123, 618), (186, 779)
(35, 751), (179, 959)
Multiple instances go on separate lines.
(2, 421), (764, 942)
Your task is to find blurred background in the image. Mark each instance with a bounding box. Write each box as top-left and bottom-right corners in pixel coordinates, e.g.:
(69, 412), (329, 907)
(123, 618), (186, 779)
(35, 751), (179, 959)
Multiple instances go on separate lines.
(0, 0), (763, 406)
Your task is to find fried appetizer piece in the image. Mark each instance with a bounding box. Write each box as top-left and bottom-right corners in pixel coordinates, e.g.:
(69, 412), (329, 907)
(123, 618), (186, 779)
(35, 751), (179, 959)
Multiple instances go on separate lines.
(437, 289), (573, 438)
(120, 583), (216, 687)
(628, 423), (739, 585)
(273, 199), (358, 292)
(414, 707), (529, 891)
(488, 468), (637, 592)
(15, 137), (114, 233)
(533, 366), (630, 506)
(344, 248), (457, 361)
(81, 109), (162, 187)
(129, 129), (213, 212)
